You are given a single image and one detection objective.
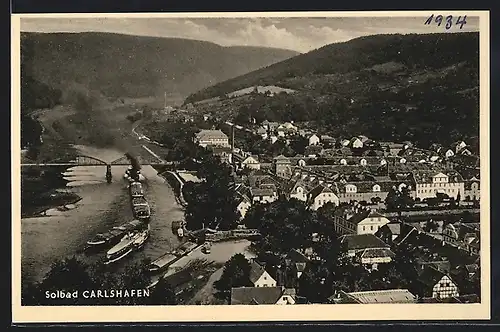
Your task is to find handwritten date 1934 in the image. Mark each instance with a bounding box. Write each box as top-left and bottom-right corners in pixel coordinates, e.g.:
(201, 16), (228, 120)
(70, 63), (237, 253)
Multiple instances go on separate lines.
(424, 15), (467, 30)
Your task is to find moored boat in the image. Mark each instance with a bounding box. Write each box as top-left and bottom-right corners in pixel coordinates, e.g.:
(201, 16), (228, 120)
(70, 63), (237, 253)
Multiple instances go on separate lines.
(86, 219), (143, 249)
(128, 181), (144, 198)
(104, 232), (138, 264)
(148, 252), (178, 273)
(132, 225), (150, 250)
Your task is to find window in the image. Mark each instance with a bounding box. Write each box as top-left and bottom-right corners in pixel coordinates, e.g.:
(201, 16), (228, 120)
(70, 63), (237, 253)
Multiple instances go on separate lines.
(370, 225), (374, 231)
(363, 226), (366, 231)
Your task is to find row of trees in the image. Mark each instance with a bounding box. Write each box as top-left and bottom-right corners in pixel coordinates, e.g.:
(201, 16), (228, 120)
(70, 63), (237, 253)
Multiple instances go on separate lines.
(183, 154), (240, 231)
(22, 257), (176, 306)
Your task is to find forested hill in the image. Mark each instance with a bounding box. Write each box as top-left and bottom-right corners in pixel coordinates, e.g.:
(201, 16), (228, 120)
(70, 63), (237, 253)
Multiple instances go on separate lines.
(185, 32), (479, 150)
(20, 32), (299, 100)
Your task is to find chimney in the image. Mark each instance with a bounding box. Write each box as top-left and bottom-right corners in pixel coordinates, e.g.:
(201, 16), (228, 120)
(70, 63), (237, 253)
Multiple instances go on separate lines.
(231, 125), (235, 152)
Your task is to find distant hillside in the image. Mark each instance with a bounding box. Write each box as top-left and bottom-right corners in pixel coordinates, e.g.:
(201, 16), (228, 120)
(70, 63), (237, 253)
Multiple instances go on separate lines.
(20, 32), (299, 101)
(185, 32), (479, 150)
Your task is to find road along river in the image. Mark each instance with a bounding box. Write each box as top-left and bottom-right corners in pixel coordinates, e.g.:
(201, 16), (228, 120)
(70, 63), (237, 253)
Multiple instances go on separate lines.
(21, 145), (184, 285)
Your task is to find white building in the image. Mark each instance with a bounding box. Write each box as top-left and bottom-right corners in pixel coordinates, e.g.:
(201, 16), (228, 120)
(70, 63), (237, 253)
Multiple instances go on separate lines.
(413, 171), (465, 201)
(307, 184), (340, 210)
(308, 134), (320, 146)
(249, 261), (277, 288)
(194, 129), (229, 148)
(355, 210), (392, 235)
(241, 156), (261, 170)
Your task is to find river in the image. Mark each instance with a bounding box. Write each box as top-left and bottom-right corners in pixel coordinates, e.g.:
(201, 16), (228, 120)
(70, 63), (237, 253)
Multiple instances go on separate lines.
(21, 145), (184, 285)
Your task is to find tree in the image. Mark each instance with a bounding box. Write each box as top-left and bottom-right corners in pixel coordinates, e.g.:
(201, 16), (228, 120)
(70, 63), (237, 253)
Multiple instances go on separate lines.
(243, 197), (314, 255)
(214, 254), (253, 298)
(146, 277), (177, 305)
(289, 136), (308, 155)
(184, 154), (239, 231)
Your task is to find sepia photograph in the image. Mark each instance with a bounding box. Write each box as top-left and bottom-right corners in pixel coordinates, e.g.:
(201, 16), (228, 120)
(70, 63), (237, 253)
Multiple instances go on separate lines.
(12, 11), (490, 323)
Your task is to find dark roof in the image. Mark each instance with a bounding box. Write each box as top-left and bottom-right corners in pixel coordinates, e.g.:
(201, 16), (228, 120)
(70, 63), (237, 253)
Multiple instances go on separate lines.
(249, 261), (267, 284)
(308, 184), (335, 200)
(230, 286), (283, 305)
(357, 248), (395, 259)
(340, 234), (390, 250)
(417, 266), (448, 287)
(286, 249), (310, 264)
(304, 145), (324, 155)
(346, 209), (371, 225)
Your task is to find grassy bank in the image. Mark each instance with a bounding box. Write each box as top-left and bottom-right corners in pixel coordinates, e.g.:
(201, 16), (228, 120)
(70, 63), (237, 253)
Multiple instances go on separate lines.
(21, 166), (80, 218)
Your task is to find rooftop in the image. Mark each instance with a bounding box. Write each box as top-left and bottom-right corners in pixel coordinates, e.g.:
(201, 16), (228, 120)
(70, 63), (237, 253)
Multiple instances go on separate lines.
(340, 234), (390, 250)
(340, 289), (417, 304)
(230, 286), (284, 305)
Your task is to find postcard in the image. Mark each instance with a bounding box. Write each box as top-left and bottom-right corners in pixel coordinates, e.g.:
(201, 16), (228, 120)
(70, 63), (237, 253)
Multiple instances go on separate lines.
(12, 10), (490, 323)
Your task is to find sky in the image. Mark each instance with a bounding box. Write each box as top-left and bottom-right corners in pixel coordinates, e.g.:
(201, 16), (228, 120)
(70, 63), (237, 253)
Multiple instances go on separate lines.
(20, 15), (480, 53)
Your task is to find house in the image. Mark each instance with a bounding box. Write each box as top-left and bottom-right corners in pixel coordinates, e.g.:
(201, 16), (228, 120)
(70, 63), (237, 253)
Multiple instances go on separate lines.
(340, 139), (350, 147)
(320, 135), (336, 147)
(345, 209), (392, 235)
(308, 134), (320, 146)
(339, 233), (391, 257)
(273, 155), (292, 179)
(276, 126), (286, 137)
(270, 135), (278, 144)
(236, 192), (252, 221)
(241, 155), (261, 170)
(354, 247), (395, 269)
(230, 286), (297, 305)
(284, 249), (310, 279)
(416, 266), (459, 299)
(351, 137), (364, 149)
(444, 149), (455, 158)
(195, 129), (230, 148)
(249, 186), (278, 204)
(283, 122), (298, 132)
(209, 146), (232, 164)
(375, 221), (402, 246)
(442, 222), (480, 254)
(249, 260), (277, 287)
(329, 289), (417, 304)
(412, 171), (464, 201)
(464, 177), (480, 201)
(358, 135), (370, 143)
(452, 141), (467, 154)
(307, 184), (340, 210)
(262, 120), (280, 131)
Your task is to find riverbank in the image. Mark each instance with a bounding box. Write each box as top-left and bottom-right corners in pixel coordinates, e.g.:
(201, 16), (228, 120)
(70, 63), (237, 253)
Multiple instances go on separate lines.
(21, 166), (82, 218)
(153, 166), (187, 208)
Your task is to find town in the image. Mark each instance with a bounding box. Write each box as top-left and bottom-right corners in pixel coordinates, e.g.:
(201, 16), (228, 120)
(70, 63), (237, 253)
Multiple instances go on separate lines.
(135, 104), (481, 305)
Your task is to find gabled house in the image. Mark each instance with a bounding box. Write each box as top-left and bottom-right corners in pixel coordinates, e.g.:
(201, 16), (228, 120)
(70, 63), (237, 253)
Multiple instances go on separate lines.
(346, 209), (391, 235)
(241, 155), (261, 170)
(230, 286), (297, 305)
(249, 260), (277, 288)
(308, 134), (320, 146)
(351, 137), (364, 149)
(416, 266), (459, 299)
(444, 149), (455, 158)
(235, 192), (252, 221)
(307, 184), (340, 210)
